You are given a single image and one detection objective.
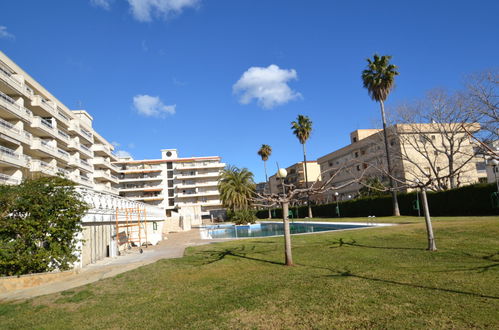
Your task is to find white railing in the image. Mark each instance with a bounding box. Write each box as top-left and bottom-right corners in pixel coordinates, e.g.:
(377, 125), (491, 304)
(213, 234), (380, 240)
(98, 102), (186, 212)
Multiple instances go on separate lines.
(0, 91), (33, 119)
(80, 144), (91, 153)
(58, 148), (70, 158)
(57, 108), (70, 122)
(80, 128), (93, 139)
(0, 145), (19, 158)
(0, 118), (19, 134)
(41, 118), (53, 129)
(58, 129), (70, 140)
(0, 173), (20, 185)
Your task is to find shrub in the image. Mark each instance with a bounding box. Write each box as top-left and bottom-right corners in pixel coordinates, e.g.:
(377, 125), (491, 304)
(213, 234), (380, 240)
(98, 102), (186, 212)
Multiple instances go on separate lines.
(0, 177), (89, 276)
(256, 183), (498, 218)
(228, 209), (257, 225)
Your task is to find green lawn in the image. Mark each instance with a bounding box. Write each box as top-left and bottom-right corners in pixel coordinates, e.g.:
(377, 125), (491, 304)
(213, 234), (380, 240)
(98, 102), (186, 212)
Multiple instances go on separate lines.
(1, 216), (498, 329)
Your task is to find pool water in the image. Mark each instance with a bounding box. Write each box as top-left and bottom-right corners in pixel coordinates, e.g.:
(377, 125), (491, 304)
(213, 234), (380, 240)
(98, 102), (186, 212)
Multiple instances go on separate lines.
(200, 222), (369, 239)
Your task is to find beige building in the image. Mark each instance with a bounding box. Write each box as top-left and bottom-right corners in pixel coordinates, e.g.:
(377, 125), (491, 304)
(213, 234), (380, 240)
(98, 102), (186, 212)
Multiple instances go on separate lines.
(115, 149), (225, 220)
(317, 124), (485, 202)
(0, 51), (120, 193)
(269, 161), (321, 201)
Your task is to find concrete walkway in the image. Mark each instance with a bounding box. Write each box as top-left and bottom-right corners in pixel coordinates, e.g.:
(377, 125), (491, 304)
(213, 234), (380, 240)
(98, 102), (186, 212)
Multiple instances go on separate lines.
(0, 229), (230, 302)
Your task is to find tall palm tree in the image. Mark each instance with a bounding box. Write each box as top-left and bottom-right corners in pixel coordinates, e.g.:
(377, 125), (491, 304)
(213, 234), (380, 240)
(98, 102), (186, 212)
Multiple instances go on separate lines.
(257, 144), (273, 219)
(218, 165), (256, 212)
(291, 114), (313, 218)
(362, 54), (400, 216)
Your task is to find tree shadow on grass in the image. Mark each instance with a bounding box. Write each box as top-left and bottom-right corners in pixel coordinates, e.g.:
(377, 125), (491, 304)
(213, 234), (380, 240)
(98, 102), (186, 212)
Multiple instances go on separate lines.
(433, 251), (499, 273)
(329, 238), (423, 251)
(195, 247), (284, 266)
(323, 268), (499, 300)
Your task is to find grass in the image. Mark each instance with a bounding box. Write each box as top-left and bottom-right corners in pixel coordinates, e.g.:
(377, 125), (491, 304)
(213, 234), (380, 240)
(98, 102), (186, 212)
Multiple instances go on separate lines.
(0, 216), (498, 329)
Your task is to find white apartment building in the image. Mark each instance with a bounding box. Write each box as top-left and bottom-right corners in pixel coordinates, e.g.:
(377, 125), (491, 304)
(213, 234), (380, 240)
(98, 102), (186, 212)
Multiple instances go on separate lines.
(115, 149), (225, 219)
(0, 51), (120, 193)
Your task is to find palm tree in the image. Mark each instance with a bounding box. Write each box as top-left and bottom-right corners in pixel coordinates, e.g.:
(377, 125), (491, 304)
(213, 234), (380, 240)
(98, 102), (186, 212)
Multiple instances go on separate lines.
(218, 165), (256, 212)
(257, 144), (273, 219)
(362, 54), (400, 216)
(291, 114), (313, 218)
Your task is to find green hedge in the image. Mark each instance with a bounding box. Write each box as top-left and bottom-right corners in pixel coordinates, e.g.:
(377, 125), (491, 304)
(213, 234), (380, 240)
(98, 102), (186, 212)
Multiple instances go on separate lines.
(256, 183), (499, 219)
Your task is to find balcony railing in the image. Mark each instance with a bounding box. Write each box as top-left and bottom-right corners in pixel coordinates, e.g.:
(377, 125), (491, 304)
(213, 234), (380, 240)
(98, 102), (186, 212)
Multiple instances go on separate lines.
(80, 128), (93, 139)
(0, 145), (19, 158)
(58, 129), (70, 140)
(57, 108), (70, 123)
(41, 118), (53, 129)
(58, 148), (70, 158)
(0, 173), (20, 185)
(40, 139), (55, 150)
(0, 90), (33, 119)
(0, 118), (19, 134)
(80, 144), (91, 152)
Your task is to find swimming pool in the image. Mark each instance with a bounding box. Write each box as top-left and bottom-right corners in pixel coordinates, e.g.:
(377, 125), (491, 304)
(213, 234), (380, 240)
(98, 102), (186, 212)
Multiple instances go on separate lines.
(199, 221), (383, 239)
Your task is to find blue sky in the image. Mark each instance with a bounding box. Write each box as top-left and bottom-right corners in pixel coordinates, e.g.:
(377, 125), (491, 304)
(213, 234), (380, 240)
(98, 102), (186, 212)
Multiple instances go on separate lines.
(1, 0), (498, 182)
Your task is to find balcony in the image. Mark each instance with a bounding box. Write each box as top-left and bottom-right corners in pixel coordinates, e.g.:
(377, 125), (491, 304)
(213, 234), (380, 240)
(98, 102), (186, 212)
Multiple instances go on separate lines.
(30, 138), (58, 158)
(0, 173), (20, 185)
(30, 159), (57, 176)
(176, 162), (225, 171)
(92, 144), (112, 156)
(0, 117), (20, 139)
(79, 143), (93, 158)
(0, 65), (24, 95)
(176, 181), (218, 189)
(79, 175), (93, 187)
(127, 195), (164, 202)
(57, 148), (70, 162)
(30, 116), (57, 138)
(93, 170), (118, 183)
(95, 184), (119, 195)
(175, 172), (220, 180)
(176, 190), (219, 198)
(57, 129), (70, 144)
(56, 107), (71, 125)
(120, 185), (163, 192)
(79, 158), (93, 172)
(119, 167), (162, 174)
(80, 127), (93, 143)
(0, 145), (27, 168)
(119, 175), (163, 182)
(31, 95), (57, 116)
(0, 90), (33, 122)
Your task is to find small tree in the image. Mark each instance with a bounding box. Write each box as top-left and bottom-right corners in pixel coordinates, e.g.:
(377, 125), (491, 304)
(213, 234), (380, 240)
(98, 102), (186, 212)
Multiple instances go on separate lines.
(257, 144), (273, 219)
(218, 165), (256, 212)
(0, 177), (89, 276)
(291, 114), (314, 218)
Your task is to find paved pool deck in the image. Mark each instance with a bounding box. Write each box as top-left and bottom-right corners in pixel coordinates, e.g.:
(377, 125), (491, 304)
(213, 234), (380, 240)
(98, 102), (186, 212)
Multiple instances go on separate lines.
(0, 229), (229, 302)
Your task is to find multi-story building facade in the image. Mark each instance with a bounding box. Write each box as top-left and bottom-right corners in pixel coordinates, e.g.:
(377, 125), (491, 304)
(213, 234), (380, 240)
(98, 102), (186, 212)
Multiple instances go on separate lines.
(115, 149), (225, 218)
(268, 161), (321, 201)
(0, 51), (120, 193)
(317, 124), (484, 202)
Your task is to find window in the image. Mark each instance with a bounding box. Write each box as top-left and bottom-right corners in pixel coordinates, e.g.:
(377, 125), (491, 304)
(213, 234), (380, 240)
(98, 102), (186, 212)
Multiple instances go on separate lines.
(167, 162), (172, 169)
(475, 162), (486, 171)
(353, 137), (357, 143)
(431, 135), (436, 140)
(169, 198), (175, 206)
(328, 161), (333, 167)
(167, 180), (173, 188)
(167, 171), (173, 178)
(356, 165), (361, 171)
(390, 139), (395, 146)
(434, 151), (438, 156)
(354, 152), (359, 158)
(168, 189), (174, 197)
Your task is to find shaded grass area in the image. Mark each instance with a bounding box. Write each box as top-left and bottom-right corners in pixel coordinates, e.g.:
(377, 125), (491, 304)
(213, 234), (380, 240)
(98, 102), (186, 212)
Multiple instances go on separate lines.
(0, 217), (498, 329)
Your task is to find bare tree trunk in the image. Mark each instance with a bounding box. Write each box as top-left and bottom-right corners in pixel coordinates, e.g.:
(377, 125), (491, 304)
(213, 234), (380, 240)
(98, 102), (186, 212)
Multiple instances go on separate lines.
(380, 100), (401, 216)
(302, 144), (313, 218)
(420, 187), (437, 251)
(264, 160), (271, 219)
(282, 201), (294, 266)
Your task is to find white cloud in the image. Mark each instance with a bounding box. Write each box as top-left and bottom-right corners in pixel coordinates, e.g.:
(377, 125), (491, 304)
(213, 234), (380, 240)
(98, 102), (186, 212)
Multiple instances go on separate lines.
(0, 26), (15, 40)
(90, 0), (112, 10)
(127, 0), (200, 22)
(133, 94), (176, 118)
(233, 64), (302, 109)
(114, 150), (133, 159)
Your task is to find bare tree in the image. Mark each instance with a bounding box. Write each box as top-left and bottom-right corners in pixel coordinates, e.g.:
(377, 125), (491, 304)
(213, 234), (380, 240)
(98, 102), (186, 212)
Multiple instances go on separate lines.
(253, 165), (367, 266)
(393, 89), (480, 191)
(465, 69), (498, 144)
